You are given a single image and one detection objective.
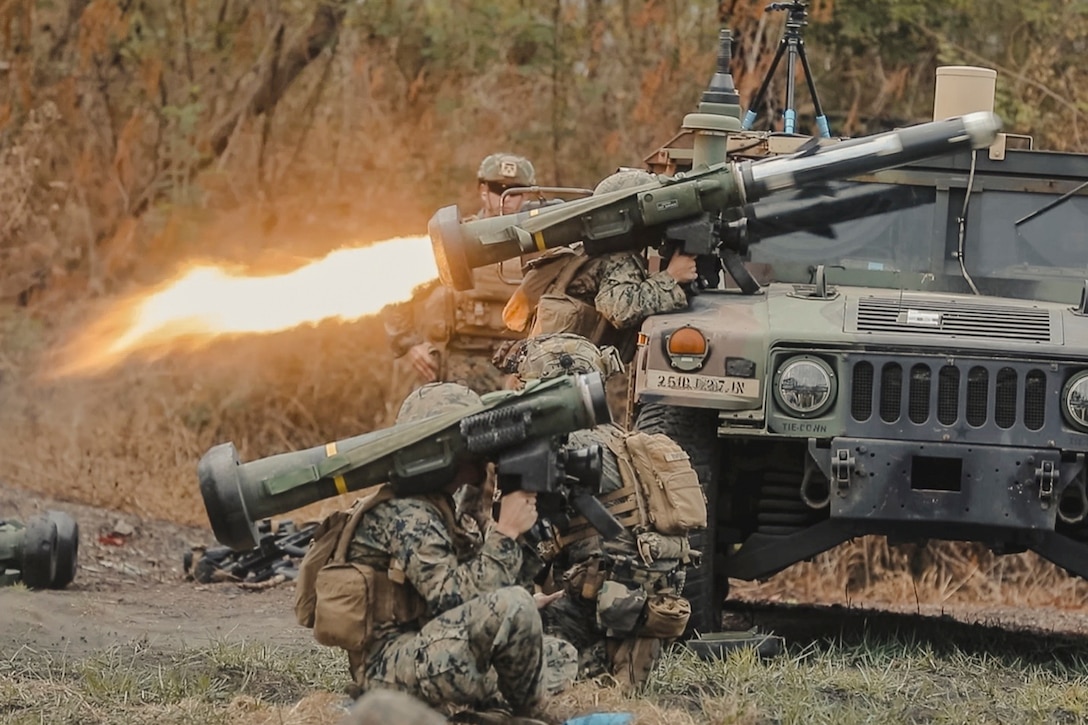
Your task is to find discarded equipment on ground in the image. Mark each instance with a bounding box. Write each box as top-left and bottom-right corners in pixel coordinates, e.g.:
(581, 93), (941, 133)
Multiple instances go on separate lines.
(184, 518), (316, 584)
(0, 510), (79, 589)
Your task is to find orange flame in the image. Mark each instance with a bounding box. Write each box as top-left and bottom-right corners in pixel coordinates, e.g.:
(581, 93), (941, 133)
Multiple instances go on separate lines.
(51, 235), (437, 378)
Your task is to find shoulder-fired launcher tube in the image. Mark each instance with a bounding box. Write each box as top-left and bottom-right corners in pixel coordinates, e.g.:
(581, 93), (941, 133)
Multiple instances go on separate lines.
(430, 112), (1001, 290)
(199, 372), (610, 550)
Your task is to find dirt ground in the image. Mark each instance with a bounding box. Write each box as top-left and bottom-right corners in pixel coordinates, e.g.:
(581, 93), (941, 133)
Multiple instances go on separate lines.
(7, 479), (1088, 669)
(0, 484), (311, 661)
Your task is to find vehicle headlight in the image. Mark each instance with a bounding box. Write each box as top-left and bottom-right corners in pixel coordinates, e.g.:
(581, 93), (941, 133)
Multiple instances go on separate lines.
(774, 356), (836, 418)
(1062, 371), (1088, 432)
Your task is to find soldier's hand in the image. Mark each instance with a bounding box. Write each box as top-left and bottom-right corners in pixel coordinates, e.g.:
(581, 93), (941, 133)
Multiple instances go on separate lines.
(407, 343), (440, 382)
(534, 590), (564, 609)
(494, 490), (538, 540)
(665, 252), (699, 284)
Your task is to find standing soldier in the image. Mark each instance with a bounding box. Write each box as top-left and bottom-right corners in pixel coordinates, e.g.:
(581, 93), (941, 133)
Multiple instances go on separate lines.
(383, 153), (537, 414)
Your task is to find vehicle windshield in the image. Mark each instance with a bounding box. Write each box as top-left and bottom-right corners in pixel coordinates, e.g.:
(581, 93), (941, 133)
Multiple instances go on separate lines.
(745, 175), (1088, 304)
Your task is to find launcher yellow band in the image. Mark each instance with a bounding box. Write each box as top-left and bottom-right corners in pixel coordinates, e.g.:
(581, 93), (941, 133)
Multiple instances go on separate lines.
(324, 442), (348, 494)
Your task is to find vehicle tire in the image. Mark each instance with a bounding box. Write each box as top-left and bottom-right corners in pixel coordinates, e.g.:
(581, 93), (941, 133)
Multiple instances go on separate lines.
(635, 402), (724, 634)
(47, 511), (79, 589)
(21, 515), (58, 589)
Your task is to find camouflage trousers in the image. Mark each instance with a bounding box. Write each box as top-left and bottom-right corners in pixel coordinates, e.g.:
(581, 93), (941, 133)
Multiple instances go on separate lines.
(363, 587), (577, 712)
(542, 587), (664, 687)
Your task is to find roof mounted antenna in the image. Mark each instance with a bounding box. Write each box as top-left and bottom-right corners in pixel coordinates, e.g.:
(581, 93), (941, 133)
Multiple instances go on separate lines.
(742, 1), (830, 137)
(681, 28), (743, 169)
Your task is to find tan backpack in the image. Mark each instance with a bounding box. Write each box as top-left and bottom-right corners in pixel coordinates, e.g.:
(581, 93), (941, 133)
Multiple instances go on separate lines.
(294, 485), (425, 652)
(604, 429), (708, 536)
(503, 249), (611, 344)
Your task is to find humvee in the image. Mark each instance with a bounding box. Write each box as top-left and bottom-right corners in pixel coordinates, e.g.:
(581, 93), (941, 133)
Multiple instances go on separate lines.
(634, 35), (1088, 632)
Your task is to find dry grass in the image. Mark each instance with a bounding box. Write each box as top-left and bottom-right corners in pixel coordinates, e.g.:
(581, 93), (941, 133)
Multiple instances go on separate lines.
(5, 629), (1088, 724)
(734, 537), (1088, 612)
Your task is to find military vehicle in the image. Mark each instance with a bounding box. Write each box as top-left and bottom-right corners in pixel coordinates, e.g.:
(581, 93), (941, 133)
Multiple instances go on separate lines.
(626, 28), (1088, 632)
(424, 13), (1088, 634)
(0, 510), (79, 589)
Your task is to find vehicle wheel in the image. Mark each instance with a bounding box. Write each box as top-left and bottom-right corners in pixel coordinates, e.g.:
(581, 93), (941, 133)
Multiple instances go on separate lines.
(635, 402), (724, 634)
(21, 515), (58, 589)
(47, 511), (79, 589)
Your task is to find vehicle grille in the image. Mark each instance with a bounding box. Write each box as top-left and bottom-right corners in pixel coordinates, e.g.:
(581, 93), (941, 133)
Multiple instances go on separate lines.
(855, 296), (1053, 342)
(850, 358), (1049, 432)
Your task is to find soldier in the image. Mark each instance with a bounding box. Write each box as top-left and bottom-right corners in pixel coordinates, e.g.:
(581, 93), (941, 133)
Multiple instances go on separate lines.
(501, 168), (698, 423)
(383, 154), (537, 407)
(346, 382), (576, 725)
(494, 333), (701, 689)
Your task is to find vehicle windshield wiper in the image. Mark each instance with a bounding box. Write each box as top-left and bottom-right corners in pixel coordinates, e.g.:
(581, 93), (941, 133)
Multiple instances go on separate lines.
(1015, 179), (1088, 227)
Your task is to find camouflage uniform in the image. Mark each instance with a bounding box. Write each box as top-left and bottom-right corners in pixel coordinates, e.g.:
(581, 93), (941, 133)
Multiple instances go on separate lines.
(538, 169), (690, 353)
(383, 154), (537, 407)
(348, 383), (576, 715)
(510, 169), (689, 423)
(496, 334), (694, 683)
(384, 268), (519, 400)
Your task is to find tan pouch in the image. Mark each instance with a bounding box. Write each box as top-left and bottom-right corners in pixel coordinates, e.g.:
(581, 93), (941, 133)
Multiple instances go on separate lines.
(642, 593), (691, 639)
(531, 293), (610, 342)
(295, 486), (394, 628)
(313, 562), (377, 650)
(608, 637), (663, 691)
(625, 433), (707, 535)
(295, 509), (350, 628)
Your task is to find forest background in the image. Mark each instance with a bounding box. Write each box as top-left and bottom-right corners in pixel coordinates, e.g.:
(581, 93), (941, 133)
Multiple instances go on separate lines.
(1, 0), (1088, 605)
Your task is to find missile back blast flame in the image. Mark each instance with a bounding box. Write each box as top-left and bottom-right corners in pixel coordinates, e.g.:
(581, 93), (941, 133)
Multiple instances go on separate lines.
(429, 112), (1002, 291)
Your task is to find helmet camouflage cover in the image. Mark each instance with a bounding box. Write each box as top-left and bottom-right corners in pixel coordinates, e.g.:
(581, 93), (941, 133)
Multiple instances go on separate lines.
(396, 382), (482, 424)
(478, 153), (536, 186)
(593, 168), (656, 195)
(493, 333), (624, 381)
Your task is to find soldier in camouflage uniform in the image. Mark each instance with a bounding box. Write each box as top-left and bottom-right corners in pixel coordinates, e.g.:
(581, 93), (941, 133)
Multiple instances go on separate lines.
(502, 168), (698, 424)
(494, 334), (696, 687)
(348, 382), (576, 724)
(383, 154), (537, 408)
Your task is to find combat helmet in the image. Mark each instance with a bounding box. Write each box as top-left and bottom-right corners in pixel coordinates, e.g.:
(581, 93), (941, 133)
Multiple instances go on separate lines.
(478, 153), (536, 187)
(497, 333), (624, 381)
(396, 382), (482, 424)
(593, 168), (655, 195)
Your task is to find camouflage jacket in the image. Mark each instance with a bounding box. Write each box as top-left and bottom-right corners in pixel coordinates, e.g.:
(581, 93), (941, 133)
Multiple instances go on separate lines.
(570, 252), (687, 330)
(348, 493), (523, 643)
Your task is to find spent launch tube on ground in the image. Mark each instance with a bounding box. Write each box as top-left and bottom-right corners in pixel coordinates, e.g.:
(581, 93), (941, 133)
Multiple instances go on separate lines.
(198, 372), (610, 550)
(430, 112), (1001, 290)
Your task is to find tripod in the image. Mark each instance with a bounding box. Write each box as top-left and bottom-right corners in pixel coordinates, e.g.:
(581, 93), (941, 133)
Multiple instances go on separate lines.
(741, 1), (830, 137)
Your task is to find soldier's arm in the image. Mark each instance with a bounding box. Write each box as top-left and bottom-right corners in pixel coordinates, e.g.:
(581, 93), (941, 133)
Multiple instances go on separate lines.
(390, 499), (523, 617)
(383, 301), (423, 358)
(593, 252), (688, 329)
